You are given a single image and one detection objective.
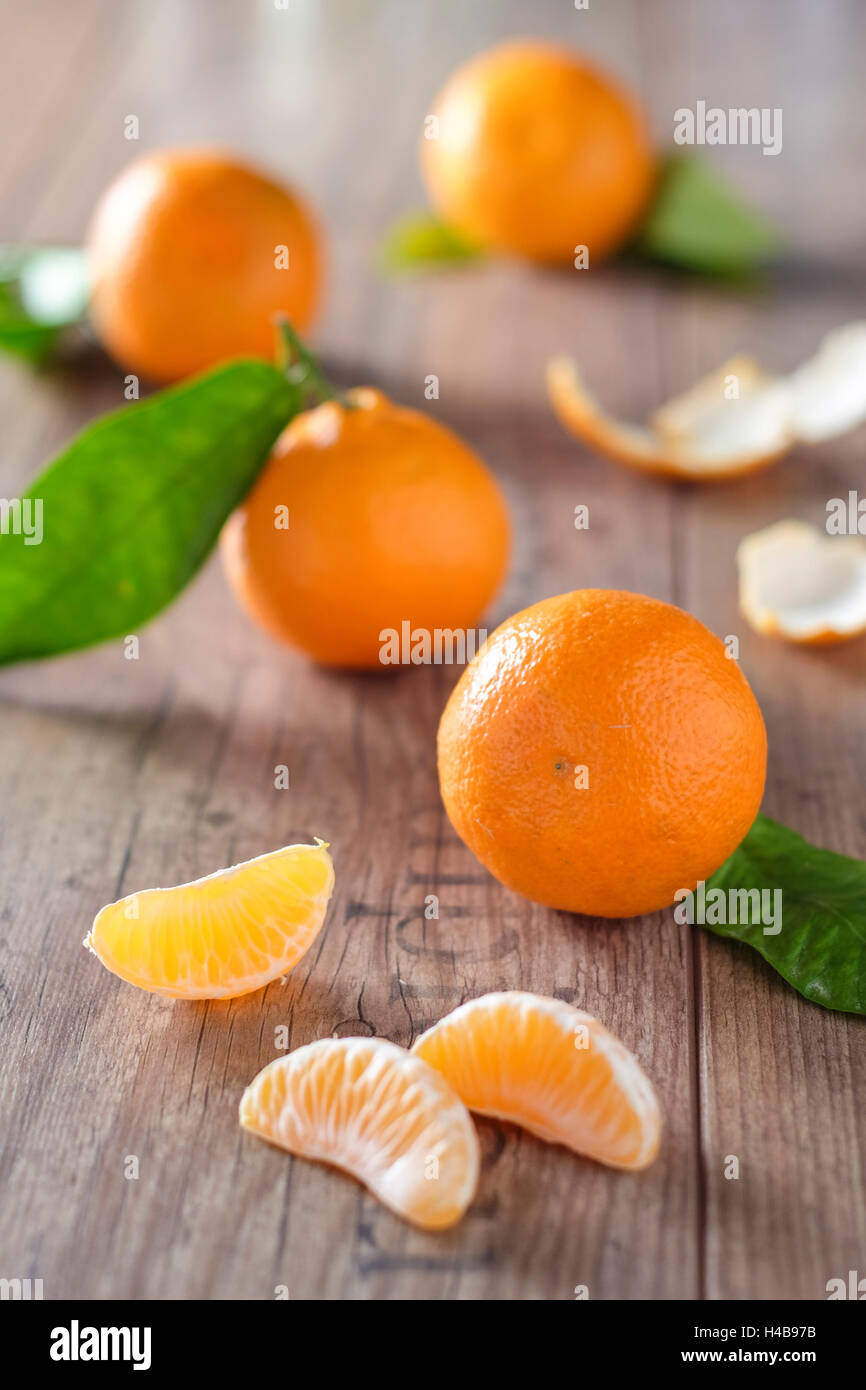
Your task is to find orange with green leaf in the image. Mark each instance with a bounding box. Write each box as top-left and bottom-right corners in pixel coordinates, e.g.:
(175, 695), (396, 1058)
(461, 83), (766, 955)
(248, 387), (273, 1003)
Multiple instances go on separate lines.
(381, 41), (780, 276)
(220, 344), (510, 668)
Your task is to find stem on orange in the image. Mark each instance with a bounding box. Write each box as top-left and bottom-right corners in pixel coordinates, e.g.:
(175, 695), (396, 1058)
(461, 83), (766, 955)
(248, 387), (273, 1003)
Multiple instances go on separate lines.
(273, 315), (352, 409)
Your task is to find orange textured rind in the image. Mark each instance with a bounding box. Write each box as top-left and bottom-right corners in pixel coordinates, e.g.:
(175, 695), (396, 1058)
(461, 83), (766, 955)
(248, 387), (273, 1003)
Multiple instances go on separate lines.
(87, 147), (322, 382)
(421, 40), (656, 265)
(437, 589), (767, 918)
(220, 388), (511, 668)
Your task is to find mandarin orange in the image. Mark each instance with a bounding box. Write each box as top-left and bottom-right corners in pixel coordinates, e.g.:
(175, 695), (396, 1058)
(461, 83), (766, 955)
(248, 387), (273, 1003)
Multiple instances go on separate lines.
(421, 40), (655, 265)
(220, 388), (511, 668)
(87, 148), (321, 382)
(437, 590), (767, 918)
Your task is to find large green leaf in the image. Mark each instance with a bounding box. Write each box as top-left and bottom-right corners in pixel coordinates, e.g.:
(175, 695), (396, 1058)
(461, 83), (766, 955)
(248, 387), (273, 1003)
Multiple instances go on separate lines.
(0, 359), (296, 662)
(701, 814), (866, 1015)
(634, 155), (782, 276)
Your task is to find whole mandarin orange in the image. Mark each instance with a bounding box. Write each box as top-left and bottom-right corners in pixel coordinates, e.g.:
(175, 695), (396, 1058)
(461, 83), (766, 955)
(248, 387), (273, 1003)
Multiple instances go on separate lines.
(220, 388), (511, 668)
(421, 40), (655, 265)
(87, 148), (321, 382)
(438, 590), (767, 918)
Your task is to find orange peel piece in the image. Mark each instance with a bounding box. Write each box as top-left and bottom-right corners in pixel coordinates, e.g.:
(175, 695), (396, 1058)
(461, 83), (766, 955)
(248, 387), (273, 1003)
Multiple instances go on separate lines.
(737, 520), (866, 644)
(786, 321), (866, 442)
(548, 321), (866, 480)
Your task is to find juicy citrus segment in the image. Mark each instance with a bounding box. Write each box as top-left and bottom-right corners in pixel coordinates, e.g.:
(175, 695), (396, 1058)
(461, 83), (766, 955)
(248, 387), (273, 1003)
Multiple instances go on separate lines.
(240, 1038), (480, 1230)
(412, 993), (661, 1171)
(738, 520), (866, 644)
(84, 841), (334, 1000)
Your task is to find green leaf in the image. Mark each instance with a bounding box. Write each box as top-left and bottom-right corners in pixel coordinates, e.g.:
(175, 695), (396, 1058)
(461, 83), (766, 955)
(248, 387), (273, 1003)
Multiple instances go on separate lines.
(633, 155), (782, 276)
(379, 212), (485, 272)
(0, 246), (90, 364)
(0, 359), (297, 663)
(701, 814), (866, 1015)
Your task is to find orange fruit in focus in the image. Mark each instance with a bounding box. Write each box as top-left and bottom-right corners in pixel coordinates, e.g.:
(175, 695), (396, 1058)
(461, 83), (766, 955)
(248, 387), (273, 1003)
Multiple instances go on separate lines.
(240, 1037), (480, 1230)
(437, 590), (767, 918)
(220, 388), (511, 668)
(84, 840), (334, 1000)
(87, 148), (322, 382)
(412, 992), (661, 1170)
(421, 40), (655, 265)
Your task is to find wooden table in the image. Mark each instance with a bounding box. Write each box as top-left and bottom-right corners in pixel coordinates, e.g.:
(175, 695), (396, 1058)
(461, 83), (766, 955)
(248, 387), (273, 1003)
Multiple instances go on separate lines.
(1, 0), (864, 1301)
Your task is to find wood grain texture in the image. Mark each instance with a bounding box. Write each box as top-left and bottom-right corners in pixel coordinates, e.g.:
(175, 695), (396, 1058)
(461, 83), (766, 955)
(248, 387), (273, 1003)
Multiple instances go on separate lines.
(0, 0), (863, 1300)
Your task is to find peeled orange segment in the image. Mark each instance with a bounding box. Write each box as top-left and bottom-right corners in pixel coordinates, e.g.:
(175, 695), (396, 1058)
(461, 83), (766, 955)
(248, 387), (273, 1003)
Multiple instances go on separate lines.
(412, 992), (661, 1171)
(738, 520), (866, 644)
(240, 1038), (480, 1230)
(84, 841), (334, 1000)
(547, 321), (866, 480)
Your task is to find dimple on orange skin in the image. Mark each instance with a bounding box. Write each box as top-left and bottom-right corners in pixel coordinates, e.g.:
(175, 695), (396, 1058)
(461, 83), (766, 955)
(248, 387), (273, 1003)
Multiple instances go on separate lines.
(220, 388), (511, 668)
(421, 40), (656, 265)
(437, 590), (767, 919)
(87, 148), (322, 383)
